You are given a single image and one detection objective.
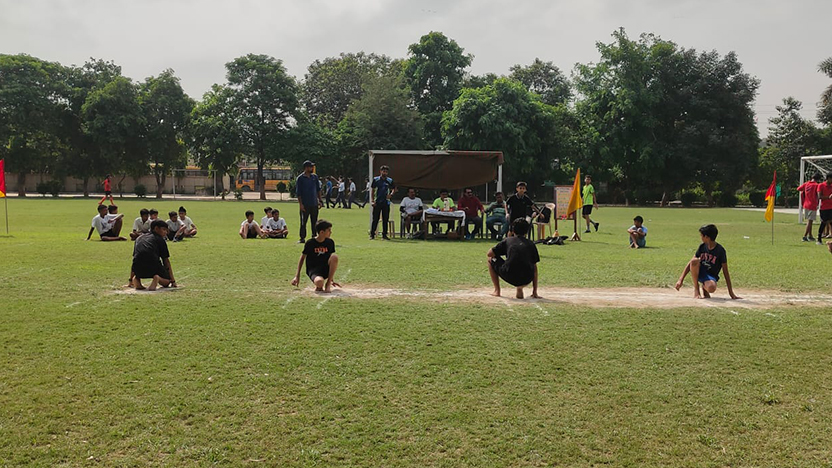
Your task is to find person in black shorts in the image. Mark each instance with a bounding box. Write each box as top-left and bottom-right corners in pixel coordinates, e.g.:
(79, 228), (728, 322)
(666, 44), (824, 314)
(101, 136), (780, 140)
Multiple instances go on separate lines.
(487, 218), (540, 299)
(291, 219), (341, 293)
(674, 224), (740, 300)
(131, 220), (177, 291)
(502, 181), (541, 238)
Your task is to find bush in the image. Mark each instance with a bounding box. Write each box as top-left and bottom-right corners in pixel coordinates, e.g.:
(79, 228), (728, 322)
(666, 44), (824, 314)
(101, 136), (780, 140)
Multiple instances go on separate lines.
(36, 182), (50, 197)
(134, 184), (147, 198)
(680, 191), (698, 207)
(288, 179), (296, 197)
(276, 181), (287, 193)
(749, 191), (766, 208)
(234, 188), (243, 200)
(715, 191), (738, 207)
(47, 180), (62, 197)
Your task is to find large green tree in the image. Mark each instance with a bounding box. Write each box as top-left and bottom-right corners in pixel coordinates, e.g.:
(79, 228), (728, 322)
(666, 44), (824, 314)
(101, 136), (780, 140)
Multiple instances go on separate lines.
(301, 52), (394, 130)
(441, 78), (575, 193)
(0, 54), (65, 196)
(225, 54), (299, 200)
(403, 32), (472, 148)
(190, 84), (242, 192)
(760, 97), (820, 193)
(337, 75), (424, 176)
(139, 69), (194, 198)
(509, 58), (571, 106)
(60, 59), (123, 196)
(818, 56), (832, 125)
(575, 30), (759, 205)
(82, 76), (146, 195)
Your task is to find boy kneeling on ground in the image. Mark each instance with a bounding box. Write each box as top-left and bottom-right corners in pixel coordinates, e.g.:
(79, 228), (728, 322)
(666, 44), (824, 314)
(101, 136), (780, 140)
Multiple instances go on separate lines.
(675, 224), (740, 300)
(291, 219), (340, 293)
(487, 218), (540, 299)
(132, 220), (177, 291)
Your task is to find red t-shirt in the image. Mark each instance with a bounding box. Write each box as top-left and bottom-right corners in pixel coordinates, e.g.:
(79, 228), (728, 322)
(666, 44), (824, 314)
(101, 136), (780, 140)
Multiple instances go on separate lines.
(458, 195), (484, 218)
(818, 182), (832, 211)
(104, 178), (111, 191)
(797, 181), (818, 210)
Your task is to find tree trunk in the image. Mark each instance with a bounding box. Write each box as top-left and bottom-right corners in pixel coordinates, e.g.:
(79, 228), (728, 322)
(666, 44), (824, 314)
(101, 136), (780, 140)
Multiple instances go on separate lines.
(155, 171), (166, 199)
(17, 172), (26, 197)
(258, 160), (266, 201)
(82, 177), (90, 197)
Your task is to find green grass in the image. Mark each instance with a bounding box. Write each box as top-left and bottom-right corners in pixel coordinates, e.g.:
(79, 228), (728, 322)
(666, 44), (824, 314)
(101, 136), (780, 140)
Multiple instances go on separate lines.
(1, 198), (831, 467)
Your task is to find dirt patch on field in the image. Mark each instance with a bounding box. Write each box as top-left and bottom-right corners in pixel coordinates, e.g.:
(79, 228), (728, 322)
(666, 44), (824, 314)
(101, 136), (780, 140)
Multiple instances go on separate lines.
(302, 285), (832, 310)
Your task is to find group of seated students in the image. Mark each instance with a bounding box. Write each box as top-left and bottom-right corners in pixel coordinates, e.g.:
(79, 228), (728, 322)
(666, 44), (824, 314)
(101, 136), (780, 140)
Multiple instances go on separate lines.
(239, 206), (289, 239)
(87, 205), (196, 242)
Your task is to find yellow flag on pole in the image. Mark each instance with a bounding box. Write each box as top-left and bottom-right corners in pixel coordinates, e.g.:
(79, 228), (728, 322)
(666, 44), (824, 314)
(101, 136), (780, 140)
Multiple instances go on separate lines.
(764, 171), (776, 222)
(566, 168), (583, 215)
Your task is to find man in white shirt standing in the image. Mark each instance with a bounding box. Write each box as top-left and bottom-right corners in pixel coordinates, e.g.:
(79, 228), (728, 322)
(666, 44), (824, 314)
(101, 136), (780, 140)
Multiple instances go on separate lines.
(336, 177), (346, 208)
(399, 188), (424, 235)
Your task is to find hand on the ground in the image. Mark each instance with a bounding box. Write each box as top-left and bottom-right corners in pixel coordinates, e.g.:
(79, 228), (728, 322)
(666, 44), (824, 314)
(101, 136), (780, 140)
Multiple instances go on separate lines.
(730, 293), (742, 300)
(674, 280), (683, 291)
(291, 276), (299, 286)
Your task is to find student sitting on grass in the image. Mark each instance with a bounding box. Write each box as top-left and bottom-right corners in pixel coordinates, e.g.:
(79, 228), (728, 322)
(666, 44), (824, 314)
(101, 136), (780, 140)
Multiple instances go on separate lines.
(166, 211), (185, 241)
(106, 205), (124, 237)
(487, 218), (540, 299)
(130, 208), (152, 240)
(178, 206), (197, 238)
(261, 207), (273, 227)
(291, 219), (340, 293)
(87, 204), (126, 241)
(131, 220), (177, 291)
(148, 208), (159, 221)
(627, 215), (647, 249)
(263, 209), (289, 238)
(675, 224), (740, 300)
(240, 210), (267, 239)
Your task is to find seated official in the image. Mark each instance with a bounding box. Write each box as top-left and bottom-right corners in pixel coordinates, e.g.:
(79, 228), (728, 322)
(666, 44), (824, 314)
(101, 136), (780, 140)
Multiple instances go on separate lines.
(458, 187), (484, 240)
(431, 189), (457, 234)
(399, 188), (424, 234)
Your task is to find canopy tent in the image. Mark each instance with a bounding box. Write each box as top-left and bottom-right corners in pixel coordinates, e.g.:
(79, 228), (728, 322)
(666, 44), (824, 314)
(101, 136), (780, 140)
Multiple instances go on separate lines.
(368, 150), (504, 192)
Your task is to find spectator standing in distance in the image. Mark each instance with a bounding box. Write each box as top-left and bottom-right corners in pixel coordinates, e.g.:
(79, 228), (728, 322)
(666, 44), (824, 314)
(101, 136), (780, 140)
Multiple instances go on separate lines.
(817, 173), (832, 245)
(296, 160), (322, 243)
(796, 173), (821, 242)
(582, 175), (600, 233)
(370, 165), (395, 240)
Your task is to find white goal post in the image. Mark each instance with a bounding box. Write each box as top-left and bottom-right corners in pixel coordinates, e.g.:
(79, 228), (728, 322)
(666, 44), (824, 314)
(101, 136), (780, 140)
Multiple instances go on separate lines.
(799, 155), (832, 223)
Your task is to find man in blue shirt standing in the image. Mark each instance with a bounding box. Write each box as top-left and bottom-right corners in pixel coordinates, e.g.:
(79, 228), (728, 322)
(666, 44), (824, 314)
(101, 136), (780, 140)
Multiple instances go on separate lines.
(370, 165), (395, 240)
(296, 160), (322, 243)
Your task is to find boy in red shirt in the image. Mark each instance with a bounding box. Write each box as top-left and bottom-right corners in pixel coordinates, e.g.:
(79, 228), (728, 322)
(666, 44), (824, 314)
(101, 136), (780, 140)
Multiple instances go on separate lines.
(817, 173), (832, 245)
(797, 173), (822, 241)
(98, 174), (114, 205)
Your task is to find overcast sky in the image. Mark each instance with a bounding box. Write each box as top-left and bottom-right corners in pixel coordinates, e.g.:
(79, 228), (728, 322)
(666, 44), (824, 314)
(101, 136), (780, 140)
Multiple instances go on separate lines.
(2, 0), (830, 136)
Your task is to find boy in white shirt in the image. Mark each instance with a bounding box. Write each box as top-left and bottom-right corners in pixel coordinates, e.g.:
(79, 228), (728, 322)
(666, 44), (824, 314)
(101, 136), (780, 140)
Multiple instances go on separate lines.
(264, 209), (289, 238)
(87, 204), (126, 241)
(177, 206), (197, 238)
(240, 210), (267, 239)
(399, 188), (424, 234)
(261, 207), (273, 226)
(166, 211), (185, 241)
(130, 208), (152, 240)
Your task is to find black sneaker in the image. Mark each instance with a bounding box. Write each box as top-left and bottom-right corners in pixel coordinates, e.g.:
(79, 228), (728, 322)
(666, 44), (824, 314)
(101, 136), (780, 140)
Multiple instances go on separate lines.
(808, 236), (816, 241)
(818, 241), (824, 245)
(584, 229), (591, 233)
(297, 239), (305, 244)
(382, 235), (391, 240)
(594, 222), (600, 232)
(803, 236), (809, 242)
(369, 235), (375, 240)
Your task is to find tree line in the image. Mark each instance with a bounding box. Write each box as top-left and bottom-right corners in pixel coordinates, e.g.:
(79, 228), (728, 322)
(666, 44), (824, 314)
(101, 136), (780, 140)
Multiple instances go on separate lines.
(2, 28), (830, 203)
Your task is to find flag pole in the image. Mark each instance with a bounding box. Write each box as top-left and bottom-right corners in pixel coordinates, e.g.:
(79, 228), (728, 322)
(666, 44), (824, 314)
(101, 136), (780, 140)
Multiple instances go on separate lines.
(3, 196), (7, 235)
(771, 205), (774, 246)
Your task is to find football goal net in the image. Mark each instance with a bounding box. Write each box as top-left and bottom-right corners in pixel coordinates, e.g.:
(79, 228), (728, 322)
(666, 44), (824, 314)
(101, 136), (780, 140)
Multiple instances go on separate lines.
(799, 155), (832, 223)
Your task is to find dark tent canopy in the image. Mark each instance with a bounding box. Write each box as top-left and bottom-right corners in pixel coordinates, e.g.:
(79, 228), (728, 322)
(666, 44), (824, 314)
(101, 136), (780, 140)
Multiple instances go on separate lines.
(368, 150), (504, 191)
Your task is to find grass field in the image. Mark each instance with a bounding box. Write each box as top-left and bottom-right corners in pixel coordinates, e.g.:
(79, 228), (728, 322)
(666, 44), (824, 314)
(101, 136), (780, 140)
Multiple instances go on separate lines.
(1, 198), (831, 467)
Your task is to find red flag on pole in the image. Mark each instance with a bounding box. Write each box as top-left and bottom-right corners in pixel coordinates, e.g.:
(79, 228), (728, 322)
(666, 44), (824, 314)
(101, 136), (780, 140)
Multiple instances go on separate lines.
(0, 159), (6, 197)
(764, 171), (777, 222)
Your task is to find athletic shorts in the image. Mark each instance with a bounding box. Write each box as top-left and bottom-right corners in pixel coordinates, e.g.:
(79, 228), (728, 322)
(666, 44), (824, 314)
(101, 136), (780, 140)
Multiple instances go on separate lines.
(246, 229), (259, 239)
(582, 205), (593, 216)
(697, 266), (718, 284)
(803, 208), (818, 221)
(105, 190), (112, 196)
(629, 236), (646, 248)
(490, 257), (532, 287)
(132, 259), (169, 280)
(307, 267), (329, 282)
(100, 229), (117, 238)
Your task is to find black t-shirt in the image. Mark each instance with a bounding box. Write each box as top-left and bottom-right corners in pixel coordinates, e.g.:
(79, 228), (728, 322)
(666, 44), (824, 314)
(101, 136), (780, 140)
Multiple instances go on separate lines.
(133, 233), (169, 263)
(695, 242), (727, 279)
(303, 237), (336, 274)
(492, 236), (540, 284)
(505, 194), (535, 221)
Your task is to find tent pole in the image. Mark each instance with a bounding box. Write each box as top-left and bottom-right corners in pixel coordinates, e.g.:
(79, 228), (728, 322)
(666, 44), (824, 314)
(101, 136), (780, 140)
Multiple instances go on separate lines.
(368, 152), (374, 235)
(497, 165), (503, 193)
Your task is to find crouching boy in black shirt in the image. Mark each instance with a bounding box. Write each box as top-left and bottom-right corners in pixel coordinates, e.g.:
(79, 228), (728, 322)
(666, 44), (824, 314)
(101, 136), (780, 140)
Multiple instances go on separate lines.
(132, 220), (177, 291)
(291, 219), (341, 293)
(487, 218), (540, 299)
(675, 224), (740, 300)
